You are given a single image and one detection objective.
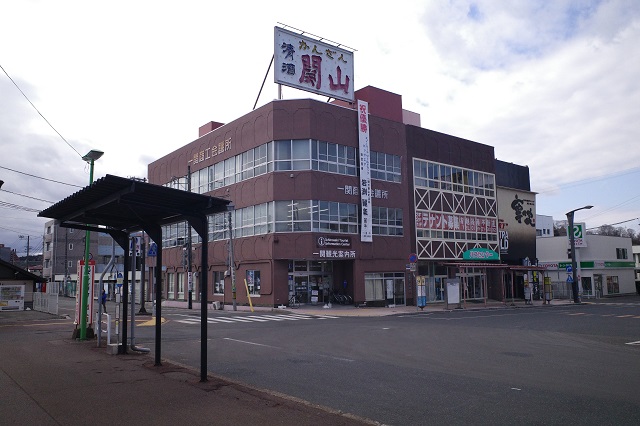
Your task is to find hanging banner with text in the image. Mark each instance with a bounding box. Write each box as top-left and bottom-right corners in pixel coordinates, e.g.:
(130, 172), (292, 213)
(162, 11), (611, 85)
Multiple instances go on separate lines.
(357, 100), (373, 242)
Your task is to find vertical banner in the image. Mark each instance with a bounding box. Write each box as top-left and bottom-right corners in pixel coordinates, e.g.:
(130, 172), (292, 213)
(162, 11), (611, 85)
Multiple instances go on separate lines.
(75, 260), (96, 325)
(357, 100), (373, 242)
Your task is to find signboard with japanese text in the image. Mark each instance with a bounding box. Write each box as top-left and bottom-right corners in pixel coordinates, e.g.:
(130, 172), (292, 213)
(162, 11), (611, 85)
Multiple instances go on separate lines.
(568, 222), (587, 248)
(75, 260), (96, 325)
(496, 187), (536, 262)
(357, 100), (373, 242)
(415, 211), (498, 234)
(274, 26), (354, 102)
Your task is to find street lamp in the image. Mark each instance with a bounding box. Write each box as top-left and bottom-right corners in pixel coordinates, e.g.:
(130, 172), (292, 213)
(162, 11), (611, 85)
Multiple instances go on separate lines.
(566, 205), (593, 304)
(171, 166), (193, 309)
(79, 149), (103, 340)
(227, 203), (236, 311)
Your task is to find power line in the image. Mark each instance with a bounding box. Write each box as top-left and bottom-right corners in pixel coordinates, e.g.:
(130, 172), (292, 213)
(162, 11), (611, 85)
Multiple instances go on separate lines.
(0, 224), (43, 236)
(0, 201), (40, 213)
(0, 165), (82, 188)
(536, 167), (640, 194)
(0, 188), (54, 203)
(587, 218), (639, 231)
(0, 64), (83, 158)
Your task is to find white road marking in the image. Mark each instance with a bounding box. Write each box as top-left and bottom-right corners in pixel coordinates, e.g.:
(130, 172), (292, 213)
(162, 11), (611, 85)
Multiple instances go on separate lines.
(625, 341), (640, 346)
(222, 337), (279, 348)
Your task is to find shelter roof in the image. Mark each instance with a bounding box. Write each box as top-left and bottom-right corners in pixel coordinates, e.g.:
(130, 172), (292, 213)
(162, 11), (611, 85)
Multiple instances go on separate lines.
(38, 174), (229, 234)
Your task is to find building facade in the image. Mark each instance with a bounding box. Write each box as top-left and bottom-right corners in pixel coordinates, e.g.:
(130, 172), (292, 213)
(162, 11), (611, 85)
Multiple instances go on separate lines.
(148, 86), (536, 308)
(42, 220), (125, 297)
(537, 234), (636, 297)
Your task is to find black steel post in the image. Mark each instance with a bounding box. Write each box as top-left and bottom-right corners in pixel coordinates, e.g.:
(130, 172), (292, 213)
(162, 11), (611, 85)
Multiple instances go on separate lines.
(568, 212), (580, 303)
(187, 165), (193, 310)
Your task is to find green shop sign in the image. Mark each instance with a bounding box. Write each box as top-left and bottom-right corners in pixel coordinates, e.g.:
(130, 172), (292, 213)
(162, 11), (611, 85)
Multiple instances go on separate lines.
(463, 248), (500, 261)
(558, 261), (635, 269)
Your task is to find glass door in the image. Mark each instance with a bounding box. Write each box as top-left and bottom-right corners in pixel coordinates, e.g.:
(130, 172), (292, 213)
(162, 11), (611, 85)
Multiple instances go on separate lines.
(294, 276), (309, 303)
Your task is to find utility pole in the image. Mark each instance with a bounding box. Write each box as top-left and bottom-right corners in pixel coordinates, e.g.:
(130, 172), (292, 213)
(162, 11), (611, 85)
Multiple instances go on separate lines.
(187, 165), (193, 309)
(19, 235), (30, 271)
(64, 229), (69, 296)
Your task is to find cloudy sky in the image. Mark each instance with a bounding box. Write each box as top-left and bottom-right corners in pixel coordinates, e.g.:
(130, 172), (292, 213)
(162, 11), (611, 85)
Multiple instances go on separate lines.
(1, 0), (639, 254)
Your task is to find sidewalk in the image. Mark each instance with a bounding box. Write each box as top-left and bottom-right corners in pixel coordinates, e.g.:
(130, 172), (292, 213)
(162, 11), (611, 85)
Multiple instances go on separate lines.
(0, 311), (378, 426)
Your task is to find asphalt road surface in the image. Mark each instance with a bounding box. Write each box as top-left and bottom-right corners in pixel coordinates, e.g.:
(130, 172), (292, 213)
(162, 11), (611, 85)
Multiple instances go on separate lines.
(123, 298), (640, 424)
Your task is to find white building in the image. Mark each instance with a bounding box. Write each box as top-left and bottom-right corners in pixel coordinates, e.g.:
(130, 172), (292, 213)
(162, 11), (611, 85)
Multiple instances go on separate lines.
(537, 234), (635, 298)
(633, 245), (640, 293)
(535, 214), (554, 238)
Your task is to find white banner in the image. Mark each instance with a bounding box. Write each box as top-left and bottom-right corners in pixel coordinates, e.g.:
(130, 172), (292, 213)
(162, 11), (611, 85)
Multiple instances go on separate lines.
(274, 27), (354, 102)
(358, 100), (373, 242)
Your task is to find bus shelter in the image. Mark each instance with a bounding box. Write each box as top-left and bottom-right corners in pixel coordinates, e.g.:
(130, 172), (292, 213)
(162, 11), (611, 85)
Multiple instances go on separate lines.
(39, 174), (229, 381)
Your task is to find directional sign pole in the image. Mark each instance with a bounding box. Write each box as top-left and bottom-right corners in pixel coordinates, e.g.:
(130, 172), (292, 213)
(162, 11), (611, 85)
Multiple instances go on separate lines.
(566, 205), (592, 304)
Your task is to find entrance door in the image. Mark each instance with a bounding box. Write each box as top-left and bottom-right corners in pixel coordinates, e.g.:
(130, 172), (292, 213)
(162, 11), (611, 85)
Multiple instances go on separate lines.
(461, 273), (484, 300)
(394, 278), (405, 305)
(294, 276), (309, 303)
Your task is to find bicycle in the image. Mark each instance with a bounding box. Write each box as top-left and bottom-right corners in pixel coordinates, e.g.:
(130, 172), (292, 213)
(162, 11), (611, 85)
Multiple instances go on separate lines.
(288, 294), (300, 308)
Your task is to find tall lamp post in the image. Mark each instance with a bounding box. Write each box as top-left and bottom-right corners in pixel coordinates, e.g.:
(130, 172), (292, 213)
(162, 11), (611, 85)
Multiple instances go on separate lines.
(79, 149), (103, 340)
(566, 205), (593, 304)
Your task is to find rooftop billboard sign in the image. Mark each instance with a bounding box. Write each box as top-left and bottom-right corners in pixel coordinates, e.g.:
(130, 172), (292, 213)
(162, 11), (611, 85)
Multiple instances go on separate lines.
(274, 26), (354, 102)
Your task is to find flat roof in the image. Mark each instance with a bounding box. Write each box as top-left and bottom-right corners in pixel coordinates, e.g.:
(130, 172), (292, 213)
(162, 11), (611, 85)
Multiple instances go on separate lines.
(38, 174), (230, 234)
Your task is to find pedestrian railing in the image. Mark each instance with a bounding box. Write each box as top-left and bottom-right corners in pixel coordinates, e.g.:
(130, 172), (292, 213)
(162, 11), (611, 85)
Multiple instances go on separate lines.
(95, 312), (112, 347)
(33, 292), (59, 315)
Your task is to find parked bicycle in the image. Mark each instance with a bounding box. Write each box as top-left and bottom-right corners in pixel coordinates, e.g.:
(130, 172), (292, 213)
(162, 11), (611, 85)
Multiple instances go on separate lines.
(288, 293), (300, 308)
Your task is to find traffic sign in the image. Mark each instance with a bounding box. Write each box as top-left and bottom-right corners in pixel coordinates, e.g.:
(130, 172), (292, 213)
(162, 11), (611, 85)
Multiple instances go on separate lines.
(566, 265), (572, 273)
(409, 253), (418, 263)
(147, 242), (158, 257)
(566, 275), (573, 283)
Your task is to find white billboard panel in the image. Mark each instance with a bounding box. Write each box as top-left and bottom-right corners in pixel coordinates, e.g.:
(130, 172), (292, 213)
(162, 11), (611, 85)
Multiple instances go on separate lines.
(274, 27), (354, 102)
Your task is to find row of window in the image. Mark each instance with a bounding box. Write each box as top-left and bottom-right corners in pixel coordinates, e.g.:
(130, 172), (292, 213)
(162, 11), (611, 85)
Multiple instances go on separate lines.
(166, 139), (402, 193)
(166, 269), (261, 299)
(161, 200), (404, 248)
(414, 159), (496, 197)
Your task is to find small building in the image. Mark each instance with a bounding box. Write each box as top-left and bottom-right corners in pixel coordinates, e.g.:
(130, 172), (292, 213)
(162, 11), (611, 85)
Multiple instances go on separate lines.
(0, 258), (47, 310)
(537, 234), (635, 298)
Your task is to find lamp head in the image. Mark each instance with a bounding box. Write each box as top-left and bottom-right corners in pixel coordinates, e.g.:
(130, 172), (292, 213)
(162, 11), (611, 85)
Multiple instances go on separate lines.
(82, 149), (104, 162)
(226, 202), (235, 212)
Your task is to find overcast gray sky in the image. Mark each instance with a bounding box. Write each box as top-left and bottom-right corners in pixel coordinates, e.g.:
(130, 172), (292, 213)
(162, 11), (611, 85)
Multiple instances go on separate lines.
(1, 0), (639, 254)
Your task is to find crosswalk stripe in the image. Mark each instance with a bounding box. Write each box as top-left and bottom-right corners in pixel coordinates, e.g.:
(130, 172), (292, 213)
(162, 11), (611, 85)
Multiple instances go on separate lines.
(171, 313), (334, 325)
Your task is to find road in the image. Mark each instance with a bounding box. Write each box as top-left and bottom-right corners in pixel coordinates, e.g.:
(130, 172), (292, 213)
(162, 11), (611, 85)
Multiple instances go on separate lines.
(122, 297), (640, 425)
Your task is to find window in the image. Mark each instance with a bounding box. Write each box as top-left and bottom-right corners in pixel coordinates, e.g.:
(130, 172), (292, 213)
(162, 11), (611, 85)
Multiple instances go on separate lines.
(68, 243), (74, 251)
(606, 276), (619, 294)
(616, 248), (628, 259)
(68, 261), (73, 268)
(246, 270), (261, 296)
(45, 242), (50, 251)
(213, 271), (225, 294)
(372, 207), (403, 236)
(167, 273), (175, 300)
(69, 228), (74, 233)
(47, 226), (52, 234)
(177, 272), (185, 300)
